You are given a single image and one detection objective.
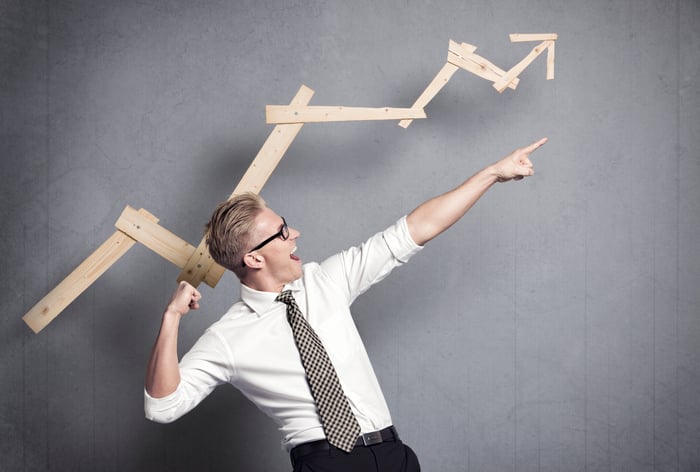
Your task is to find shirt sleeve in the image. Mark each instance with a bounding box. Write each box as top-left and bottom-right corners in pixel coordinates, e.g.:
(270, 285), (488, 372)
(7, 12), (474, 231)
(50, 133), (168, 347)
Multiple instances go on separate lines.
(318, 216), (423, 305)
(144, 327), (233, 423)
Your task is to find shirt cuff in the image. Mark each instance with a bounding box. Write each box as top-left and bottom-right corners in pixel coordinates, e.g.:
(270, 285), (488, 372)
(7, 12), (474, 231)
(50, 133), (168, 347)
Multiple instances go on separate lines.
(383, 216), (423, 263)
(144, 384), (184, 423)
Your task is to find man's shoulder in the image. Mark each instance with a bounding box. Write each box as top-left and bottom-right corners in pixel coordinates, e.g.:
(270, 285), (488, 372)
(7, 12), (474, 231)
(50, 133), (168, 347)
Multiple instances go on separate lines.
(206, 299), (250, 329)
(301, 261), (322, 274)
(301, 260), (336, 284)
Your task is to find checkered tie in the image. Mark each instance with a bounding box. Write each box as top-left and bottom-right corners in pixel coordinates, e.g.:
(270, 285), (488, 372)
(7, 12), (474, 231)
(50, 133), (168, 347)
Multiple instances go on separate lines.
(276, 290), (361, 452)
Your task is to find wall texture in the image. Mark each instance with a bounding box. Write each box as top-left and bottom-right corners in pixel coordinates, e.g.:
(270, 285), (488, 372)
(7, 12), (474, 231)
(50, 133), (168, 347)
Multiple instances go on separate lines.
(2, 0), (699, 471)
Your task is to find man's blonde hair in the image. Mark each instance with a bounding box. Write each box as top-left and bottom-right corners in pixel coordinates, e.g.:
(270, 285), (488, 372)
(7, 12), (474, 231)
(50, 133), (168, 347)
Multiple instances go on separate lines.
(205, 192), (266, 278)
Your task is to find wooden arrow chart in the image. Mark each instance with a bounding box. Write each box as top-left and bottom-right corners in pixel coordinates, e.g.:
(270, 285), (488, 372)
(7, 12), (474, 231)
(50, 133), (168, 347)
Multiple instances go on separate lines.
(23, 34), (557, 333)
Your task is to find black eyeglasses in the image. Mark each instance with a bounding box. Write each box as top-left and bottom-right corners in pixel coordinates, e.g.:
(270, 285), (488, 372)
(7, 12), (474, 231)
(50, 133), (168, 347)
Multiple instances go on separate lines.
(248, 217), (289, 252)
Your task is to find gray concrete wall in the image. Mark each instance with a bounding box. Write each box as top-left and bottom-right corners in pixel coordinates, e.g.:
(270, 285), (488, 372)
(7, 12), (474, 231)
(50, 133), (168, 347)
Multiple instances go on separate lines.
(2, 0), (699, 470)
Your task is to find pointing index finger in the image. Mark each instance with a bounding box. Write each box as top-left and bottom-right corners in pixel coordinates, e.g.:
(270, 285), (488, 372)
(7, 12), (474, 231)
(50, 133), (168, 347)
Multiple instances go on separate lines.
(524, 137), (548, 154)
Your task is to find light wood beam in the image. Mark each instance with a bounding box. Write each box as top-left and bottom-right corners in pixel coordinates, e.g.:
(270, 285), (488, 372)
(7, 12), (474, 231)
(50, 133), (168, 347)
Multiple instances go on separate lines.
(266, 105), (425, 124)
(176, 85), (315, 287)
(492, 40), (554, 93)
(23, 209), (158, 333)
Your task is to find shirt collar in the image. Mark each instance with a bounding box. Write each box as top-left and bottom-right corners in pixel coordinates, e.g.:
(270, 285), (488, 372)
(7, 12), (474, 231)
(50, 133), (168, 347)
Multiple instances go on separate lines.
(240, 278), (304, 317)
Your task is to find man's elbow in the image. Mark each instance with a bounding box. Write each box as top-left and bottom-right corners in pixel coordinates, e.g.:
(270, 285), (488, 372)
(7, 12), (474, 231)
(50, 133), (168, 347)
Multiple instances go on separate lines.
(144, 385), (184, 424)
(145, 409), (179, 424)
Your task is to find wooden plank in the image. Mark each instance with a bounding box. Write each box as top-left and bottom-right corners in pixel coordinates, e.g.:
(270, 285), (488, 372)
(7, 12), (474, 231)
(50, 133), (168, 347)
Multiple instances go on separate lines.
(177, 85), (315, 287)
(450, 41), (519, 89)
(451, 40), (477, 54)
(202, 262), (225, 288)
(447, 42), (520, 90)
(22, 209), (159, 333)
(114, 205), (196, 271)
(400, 38), (519, 129)
(509, 33), (558, 42)
(492, 40), (554, 93)
(266, 105), (426, 124)
(448, 51), (517, 90)
(399, 62), (459, 129)
(229, 85), (315, 196)
(546, 42), (555, 80)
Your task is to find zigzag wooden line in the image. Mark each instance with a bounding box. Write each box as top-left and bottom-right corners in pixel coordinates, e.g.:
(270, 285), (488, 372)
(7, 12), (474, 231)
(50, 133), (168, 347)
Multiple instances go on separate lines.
(400, 34), (556, 128)
(23, 34), (557, 333)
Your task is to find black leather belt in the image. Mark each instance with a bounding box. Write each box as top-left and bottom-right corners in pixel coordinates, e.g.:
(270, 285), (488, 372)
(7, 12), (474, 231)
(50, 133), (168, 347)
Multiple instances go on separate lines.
(290, 426), (399, 464)
(355, 425), (399, 447)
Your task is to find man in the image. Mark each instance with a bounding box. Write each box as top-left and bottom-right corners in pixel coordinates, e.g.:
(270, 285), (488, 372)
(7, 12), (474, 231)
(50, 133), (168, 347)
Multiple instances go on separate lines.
(144, 137), (548, 471)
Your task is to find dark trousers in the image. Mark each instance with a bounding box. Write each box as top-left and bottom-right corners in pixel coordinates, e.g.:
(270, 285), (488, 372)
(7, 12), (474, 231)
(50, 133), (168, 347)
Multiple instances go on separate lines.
(290, 440), (420, 472)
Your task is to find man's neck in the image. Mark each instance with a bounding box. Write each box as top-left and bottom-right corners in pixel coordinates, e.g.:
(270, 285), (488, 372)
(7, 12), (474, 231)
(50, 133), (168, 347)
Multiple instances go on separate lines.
(240, 274), (286, 294)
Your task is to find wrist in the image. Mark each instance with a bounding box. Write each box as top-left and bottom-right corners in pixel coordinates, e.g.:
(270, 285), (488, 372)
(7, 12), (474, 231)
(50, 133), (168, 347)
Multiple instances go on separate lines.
(482, 164), (503, 183)
(163, 307), (184, 322)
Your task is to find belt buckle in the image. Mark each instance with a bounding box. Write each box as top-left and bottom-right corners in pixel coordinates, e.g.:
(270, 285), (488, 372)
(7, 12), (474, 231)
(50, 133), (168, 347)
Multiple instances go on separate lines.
(361, 430), (383, 446)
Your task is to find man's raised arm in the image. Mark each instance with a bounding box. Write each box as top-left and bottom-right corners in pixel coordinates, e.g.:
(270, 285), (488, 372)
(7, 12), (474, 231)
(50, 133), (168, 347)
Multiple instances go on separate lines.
(406, 137), (547, 246)
(145, 281), (202, 398)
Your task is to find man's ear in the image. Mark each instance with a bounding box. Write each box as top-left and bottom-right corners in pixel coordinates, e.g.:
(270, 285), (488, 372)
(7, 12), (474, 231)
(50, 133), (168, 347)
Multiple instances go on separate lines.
(243, 252), (264, 269)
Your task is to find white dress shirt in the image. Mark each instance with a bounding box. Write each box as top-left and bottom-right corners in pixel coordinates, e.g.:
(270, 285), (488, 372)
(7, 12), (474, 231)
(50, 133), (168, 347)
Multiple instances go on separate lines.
(144, 216), (422, 450)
